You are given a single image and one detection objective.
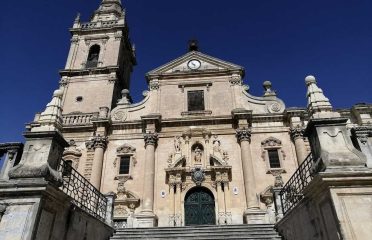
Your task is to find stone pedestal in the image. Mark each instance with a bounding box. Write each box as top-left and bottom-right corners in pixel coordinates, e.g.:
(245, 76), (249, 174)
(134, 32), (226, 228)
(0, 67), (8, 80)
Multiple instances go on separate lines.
(135, 213), (158, 228)
(8, 131), (68, 186)
(277, 170), (372, 240)
(305, 118), (367, 172)
(243, 208), (267, 224)
(0, 179), (114, 240)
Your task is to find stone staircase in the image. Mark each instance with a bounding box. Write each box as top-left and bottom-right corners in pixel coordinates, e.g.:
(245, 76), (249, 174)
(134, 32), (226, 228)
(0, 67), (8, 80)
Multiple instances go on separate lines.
(111, 224), (282, 240)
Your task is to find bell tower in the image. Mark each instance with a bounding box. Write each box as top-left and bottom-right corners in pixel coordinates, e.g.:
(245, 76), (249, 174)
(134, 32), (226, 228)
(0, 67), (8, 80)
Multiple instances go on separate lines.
(60, 0), (136, 114)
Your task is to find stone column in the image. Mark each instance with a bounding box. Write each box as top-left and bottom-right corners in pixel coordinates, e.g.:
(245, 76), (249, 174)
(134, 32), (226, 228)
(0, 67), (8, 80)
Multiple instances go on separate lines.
(223, 182), (232, 224)
(169, 183), (175, 226)
(216, 181), (225, 225)
(90, 135), (108, 190)
(236, 128), (266, 223)
(142, 133), (158, 213)
(175, 183), (182, 226)
(236, 128), (257, 208)
(290, 126), (308, 165)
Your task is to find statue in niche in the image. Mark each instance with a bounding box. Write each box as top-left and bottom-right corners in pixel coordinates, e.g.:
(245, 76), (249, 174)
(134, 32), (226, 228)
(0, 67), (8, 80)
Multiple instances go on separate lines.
(174, 136), (181, 153)
(213, 139), (221, 153)
(194, 147), (202, 163)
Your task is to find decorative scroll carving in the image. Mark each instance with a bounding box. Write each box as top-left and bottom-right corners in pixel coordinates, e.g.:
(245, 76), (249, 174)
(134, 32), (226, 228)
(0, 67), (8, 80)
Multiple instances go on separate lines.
(268, 102), (282, 113)
(114, 181), (140, 218)
(117, 143), (136, 155)
(149, 79), (160, 90)
(62, 140), (82, 169)
(236, 128), (252, 143)
(229, 74), (242, 85)
(261, 137), (282, 147)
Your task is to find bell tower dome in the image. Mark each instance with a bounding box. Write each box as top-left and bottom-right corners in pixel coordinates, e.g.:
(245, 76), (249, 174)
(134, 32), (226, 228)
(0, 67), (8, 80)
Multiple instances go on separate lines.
(60, 0), (136, 114)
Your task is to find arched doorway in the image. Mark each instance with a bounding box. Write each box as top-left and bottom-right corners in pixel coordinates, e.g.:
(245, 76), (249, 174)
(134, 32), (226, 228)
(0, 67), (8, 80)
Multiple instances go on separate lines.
(184, 187), (216, 225)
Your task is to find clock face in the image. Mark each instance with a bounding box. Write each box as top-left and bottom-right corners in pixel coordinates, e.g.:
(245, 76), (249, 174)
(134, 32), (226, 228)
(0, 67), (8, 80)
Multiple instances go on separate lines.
(187, 59), (201, 70)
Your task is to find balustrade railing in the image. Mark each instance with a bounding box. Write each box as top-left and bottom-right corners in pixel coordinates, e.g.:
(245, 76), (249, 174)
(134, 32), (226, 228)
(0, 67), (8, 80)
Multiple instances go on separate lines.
(59, 159), (107, 222)
(279, 154), (316, 214)
(81, 20), (118, 29)
(62, 113), (97, 126)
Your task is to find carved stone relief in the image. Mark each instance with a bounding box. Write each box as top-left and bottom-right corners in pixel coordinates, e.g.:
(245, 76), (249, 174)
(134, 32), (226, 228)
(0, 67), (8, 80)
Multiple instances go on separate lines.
(62, 140), (82, 169)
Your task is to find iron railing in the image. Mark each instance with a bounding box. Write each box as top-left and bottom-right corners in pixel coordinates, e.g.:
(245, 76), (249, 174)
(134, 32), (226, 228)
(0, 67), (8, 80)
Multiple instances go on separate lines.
(279, 154), (316, 214)
(59, 159), (107, 222)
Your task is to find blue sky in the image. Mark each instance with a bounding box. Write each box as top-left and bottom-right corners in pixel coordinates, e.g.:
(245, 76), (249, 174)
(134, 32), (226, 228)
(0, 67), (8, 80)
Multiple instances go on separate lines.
(0, 0), (371, 143)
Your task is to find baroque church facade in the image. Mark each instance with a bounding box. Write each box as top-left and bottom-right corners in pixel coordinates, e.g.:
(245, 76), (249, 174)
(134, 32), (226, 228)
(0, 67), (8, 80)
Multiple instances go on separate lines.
(18, 0), (372, 230)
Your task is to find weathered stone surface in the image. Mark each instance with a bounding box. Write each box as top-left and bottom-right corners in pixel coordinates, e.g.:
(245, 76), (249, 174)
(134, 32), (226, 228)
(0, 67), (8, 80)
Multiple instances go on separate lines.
(305, 118), (367, 171)
(0, 180), (114, 240)
(8, 131), (68, 186)
(276, 171), (372, 240)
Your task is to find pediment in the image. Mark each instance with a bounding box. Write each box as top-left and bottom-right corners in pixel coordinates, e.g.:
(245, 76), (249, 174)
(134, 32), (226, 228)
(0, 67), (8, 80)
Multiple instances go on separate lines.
(117, 143), (136, 154)
(147, 51), (244, 79)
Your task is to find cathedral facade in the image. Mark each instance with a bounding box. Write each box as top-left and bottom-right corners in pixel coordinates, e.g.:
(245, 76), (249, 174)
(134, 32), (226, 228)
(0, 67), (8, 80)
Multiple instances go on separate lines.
(23, 0), (372, 229)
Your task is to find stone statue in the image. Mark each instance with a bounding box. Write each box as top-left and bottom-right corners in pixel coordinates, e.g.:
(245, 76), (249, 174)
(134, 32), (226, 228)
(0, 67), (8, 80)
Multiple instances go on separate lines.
(213, 139), (221, 153)
(194, 147), (202, 162)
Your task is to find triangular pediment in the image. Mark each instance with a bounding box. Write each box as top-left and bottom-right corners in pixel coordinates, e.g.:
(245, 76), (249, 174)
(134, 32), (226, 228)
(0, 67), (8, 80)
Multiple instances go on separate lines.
(146, 51), (244, 79)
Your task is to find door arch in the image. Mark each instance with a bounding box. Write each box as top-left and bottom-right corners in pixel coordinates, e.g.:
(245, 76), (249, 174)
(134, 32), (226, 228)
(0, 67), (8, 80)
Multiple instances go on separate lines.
(184, 187), (216, 225)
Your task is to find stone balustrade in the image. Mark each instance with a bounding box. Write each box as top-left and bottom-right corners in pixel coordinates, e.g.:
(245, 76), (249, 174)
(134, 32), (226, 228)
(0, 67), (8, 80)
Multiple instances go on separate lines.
(63, 113), (98, 126)
(81, 20), (119, 29)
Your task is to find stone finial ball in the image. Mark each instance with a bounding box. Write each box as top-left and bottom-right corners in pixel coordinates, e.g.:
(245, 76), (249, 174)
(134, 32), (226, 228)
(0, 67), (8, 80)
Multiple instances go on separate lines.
(263, 81), (271, 88)
(305, 75), (316, 85)
(121, 89), (130, 95)
(53, 89), (63, 97)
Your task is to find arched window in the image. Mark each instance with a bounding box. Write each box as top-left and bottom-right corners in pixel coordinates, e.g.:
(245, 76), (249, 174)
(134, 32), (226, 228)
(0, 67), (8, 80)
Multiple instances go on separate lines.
(86, 45), (100, 68)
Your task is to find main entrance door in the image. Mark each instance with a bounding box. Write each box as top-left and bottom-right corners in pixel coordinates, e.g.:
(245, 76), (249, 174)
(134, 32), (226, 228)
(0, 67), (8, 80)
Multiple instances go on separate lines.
(184, 187), (216, 225)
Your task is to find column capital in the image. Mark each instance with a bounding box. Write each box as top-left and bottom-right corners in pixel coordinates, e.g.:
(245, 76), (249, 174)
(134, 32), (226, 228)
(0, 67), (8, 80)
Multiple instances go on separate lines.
(144, 132), (158, 146)
(86, 135), (108, 150)
(290, 126), (305, 141)
(236, 128), (252, 143)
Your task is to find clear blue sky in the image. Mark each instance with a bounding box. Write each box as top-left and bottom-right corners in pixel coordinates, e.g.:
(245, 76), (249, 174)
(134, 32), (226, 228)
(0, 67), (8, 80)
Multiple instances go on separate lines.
(0, 0), (371, 143)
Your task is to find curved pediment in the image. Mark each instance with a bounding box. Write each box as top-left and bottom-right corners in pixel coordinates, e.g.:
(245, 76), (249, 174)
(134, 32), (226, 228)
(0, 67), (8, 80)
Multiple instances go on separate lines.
(117, 143), (136, 154)
(168, 156), (186, 168)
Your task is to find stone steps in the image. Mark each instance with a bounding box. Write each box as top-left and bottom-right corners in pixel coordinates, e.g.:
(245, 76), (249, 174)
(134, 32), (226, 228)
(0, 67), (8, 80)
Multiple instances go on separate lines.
(111, 224), (282, 240)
